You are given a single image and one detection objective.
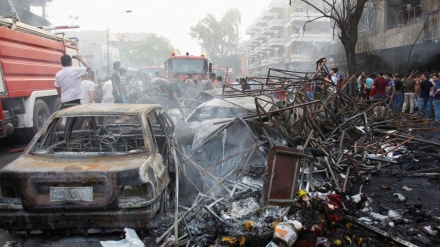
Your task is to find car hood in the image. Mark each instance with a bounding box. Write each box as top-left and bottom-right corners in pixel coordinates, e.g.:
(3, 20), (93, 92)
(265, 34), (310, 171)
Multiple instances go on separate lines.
(1, 153), (148, 173)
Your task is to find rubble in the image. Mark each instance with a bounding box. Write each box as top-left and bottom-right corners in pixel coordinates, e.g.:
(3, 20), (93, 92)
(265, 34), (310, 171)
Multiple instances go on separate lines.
(148, 59), (440, 246)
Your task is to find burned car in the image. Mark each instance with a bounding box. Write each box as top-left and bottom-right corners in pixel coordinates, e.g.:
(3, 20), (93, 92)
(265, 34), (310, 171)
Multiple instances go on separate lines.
(0, 104), (175, 233)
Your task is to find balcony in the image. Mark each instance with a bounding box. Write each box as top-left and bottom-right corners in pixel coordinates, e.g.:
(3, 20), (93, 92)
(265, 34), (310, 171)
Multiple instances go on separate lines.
(268, 0), (285, 12)
(262, 10), (277, 20)
(290, 12), (327, 23)
(255, 18), (268, 26)
(255, 32), (266, 40)
(268, 18), (284, 29)
(269, 38), (284, 47)
(290, 54), (312, 63)
(262, 42), (273, 51)
(289, 33), (333, 43)
(268, 57), (283, 65)
(262, 28), (276, 35)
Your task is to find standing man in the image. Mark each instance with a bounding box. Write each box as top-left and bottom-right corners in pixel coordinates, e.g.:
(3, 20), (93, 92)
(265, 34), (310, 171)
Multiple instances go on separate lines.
(392, 73), (404, 112)
(168, 74), (182, 109)
(80, 70), (96, 104)
(417, 72), (433, 118)
(371, 71), (389, 118)
(112, 61), (122, 103)
(55, 54), (91, 109)
(432, 73), (440, 123)
(402, 72), (417, 114)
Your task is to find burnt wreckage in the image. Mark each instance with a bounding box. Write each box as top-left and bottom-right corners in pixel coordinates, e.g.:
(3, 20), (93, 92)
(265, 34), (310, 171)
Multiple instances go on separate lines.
(154, 58), (439, 246)
(0, 104), (175, 233)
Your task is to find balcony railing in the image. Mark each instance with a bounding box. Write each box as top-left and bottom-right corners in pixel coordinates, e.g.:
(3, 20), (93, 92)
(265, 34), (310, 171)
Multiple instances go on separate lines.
(269, 38), (284, 47)
(290, 33), (333, 42)
(268, 18), (284, 29)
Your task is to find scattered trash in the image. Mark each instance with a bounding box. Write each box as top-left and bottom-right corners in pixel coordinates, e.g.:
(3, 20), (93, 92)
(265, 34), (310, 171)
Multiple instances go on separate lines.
(393, 193), (406, 202)
(401, 185), (413, 191)
(100, 228), (145, 247)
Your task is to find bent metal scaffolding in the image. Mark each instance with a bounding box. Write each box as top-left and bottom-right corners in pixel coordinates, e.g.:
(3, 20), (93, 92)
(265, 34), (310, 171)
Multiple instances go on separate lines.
(161, 58), (436, 246)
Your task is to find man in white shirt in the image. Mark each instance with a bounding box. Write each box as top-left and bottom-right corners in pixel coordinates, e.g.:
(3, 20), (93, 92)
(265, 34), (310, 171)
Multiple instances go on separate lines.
(54, 54), (91, 108)
(102, 78), (115, 103)
(81, 71), (96, 104)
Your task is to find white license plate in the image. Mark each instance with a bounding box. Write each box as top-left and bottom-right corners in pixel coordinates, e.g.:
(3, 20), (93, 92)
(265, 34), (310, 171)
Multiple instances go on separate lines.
(50, 187), (93, 202)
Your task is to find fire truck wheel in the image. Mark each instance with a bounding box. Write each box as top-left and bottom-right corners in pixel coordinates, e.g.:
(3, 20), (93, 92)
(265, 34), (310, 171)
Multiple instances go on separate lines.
(32, 99), (51, 134)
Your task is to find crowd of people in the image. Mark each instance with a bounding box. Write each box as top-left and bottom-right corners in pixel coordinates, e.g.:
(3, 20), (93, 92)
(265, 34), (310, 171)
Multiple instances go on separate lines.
(311, 67), (440, 123)
(54, 54), (253, 111)
(54, 54), (440, 125)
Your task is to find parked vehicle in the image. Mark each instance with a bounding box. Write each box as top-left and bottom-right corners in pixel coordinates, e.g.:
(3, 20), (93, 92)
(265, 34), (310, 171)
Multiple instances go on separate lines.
(0, 104), (175, 233)
(0, 16), (79, 141)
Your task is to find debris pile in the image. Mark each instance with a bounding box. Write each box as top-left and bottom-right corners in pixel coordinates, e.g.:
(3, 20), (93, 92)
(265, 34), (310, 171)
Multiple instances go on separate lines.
(152, 59), (440, 246)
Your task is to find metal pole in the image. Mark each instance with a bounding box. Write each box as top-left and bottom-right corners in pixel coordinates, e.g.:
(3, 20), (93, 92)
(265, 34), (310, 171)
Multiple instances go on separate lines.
(107, 28), (110, 76)
(106, 10), (132, 76)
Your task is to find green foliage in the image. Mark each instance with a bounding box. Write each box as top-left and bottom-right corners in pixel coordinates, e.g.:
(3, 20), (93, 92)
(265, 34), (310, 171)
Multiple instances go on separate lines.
(128, 34), (174, 67)
(190, 9), (241, 71)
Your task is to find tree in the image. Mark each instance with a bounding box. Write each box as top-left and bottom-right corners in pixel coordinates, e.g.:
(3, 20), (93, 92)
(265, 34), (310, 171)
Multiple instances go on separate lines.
(299, 0), (368, 76)
(128, 34), (175, 67)
(190, 9), (241, 73)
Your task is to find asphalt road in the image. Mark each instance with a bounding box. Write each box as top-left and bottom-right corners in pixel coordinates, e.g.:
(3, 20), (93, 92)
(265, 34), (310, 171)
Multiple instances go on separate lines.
(0, 139), (124, 247)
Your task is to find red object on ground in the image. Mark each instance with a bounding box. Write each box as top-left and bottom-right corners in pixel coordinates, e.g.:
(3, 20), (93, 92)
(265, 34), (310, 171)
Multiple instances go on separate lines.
(8, 147), (26, 154)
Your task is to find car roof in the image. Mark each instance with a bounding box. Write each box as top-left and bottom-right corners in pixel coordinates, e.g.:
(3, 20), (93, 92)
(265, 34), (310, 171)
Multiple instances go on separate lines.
(196, 95), (276, 111)
(54, 103), (161, 117)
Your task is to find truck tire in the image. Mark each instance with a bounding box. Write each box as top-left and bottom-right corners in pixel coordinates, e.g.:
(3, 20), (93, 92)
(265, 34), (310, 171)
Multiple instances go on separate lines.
(32, 99), (50, 134)
(11, 100), (51, 143)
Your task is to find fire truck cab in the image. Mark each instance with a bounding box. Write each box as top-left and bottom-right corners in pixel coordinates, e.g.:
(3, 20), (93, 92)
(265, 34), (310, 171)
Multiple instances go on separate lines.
(212, 67), (235, 85)
(0, 17), (79, 141)
(164, 52), (211, 80)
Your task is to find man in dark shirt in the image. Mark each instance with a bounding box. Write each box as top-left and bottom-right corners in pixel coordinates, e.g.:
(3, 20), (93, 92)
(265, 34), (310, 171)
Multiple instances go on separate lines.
(432, 73), (440, 123)
(392, 74), (404, 112)
(169, 74), (182, 109)
(417, 72), (433, 117)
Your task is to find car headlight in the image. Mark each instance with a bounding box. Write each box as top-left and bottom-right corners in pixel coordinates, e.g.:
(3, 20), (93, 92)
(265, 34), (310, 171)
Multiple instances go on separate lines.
(1, 185), (20, 198)
(122, 183), (154, 199)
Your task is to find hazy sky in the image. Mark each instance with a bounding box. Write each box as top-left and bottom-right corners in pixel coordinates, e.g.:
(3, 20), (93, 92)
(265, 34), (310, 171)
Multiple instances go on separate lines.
(49, 0), (272, 54)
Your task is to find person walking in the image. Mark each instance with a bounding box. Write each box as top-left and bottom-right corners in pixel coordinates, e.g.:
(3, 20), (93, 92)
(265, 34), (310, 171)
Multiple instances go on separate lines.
(402, 72), (417, 114)
(392, 73), (404, 112)
(371, 71), (389, 118)
(54, 54), (91, 109)
(102, 77), (115, 103)
(112, 61), (122, 103)
(80, 71), (96, 104)
(417, 72), (433, 118)
(365, 74), (375, 100)
(432, 73), (440, 123)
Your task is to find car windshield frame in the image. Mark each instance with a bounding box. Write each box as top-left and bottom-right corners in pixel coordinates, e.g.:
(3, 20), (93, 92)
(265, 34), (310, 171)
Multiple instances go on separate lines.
(30, 114), (149, 156)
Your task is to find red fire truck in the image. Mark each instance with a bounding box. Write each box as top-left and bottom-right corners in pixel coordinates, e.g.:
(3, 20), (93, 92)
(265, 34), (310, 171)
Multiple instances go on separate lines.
(139, 65), (164, 78)
(0, 17), (79, 141)
(212, 67), (235, 84)
(164, 52), (211, 80)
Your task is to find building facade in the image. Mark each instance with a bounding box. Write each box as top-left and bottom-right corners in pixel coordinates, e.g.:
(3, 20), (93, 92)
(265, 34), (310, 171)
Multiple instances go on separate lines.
(243, 0), (335, 77)
(354, 0), (440, 74)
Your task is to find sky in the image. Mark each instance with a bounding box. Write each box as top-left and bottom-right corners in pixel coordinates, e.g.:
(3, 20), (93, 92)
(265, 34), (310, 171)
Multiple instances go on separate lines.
(48, 0), (272, 54)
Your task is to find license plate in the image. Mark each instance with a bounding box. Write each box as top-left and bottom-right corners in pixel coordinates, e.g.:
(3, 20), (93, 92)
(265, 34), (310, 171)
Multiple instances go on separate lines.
(50, 187), (93, 202)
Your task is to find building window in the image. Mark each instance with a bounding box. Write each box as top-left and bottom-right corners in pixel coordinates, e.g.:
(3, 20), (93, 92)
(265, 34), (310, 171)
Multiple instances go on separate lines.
(388, 0), (422, 29)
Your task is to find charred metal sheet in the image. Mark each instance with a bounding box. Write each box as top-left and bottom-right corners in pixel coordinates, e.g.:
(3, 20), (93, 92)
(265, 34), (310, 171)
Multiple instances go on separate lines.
(262, 146), (313, 206)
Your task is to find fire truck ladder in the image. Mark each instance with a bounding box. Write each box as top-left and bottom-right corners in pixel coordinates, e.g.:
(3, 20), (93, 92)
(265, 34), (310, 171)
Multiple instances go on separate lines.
(7, 0), (20, 22)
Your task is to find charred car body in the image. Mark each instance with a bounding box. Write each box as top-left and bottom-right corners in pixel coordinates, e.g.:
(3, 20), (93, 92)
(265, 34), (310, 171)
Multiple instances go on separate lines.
(0, 104), (175, 233)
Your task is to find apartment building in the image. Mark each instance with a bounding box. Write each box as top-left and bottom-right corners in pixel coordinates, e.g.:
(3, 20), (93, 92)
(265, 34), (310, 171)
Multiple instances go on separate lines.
(243, 0), (335, 76)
